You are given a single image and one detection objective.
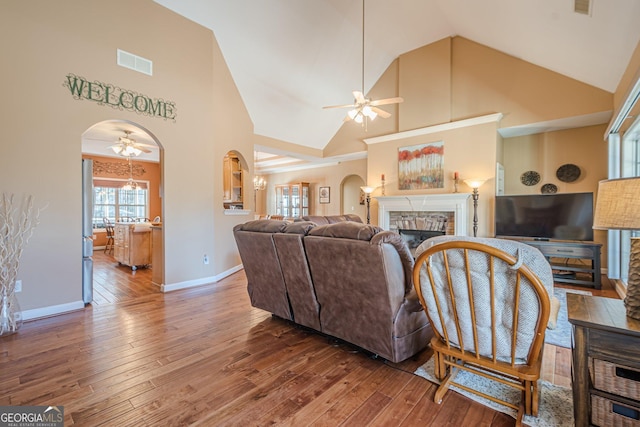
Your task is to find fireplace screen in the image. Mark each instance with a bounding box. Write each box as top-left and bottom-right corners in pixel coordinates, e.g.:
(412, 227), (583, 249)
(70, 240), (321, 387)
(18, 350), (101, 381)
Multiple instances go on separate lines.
(398, 229), (446, 254)
(392, 212), (450, 255)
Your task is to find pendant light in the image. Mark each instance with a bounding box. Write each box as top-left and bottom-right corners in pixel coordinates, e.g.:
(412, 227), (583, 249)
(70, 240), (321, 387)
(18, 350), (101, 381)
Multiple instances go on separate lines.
(122, 157), (138, 191)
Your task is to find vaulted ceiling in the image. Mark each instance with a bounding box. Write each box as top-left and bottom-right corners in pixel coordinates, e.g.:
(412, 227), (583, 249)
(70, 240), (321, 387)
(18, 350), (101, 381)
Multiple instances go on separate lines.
(154, 0), (640, 154)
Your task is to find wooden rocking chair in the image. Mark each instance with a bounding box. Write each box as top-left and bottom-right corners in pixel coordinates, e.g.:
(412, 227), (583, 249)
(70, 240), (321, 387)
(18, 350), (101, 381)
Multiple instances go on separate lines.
(413, 236), (552, 425)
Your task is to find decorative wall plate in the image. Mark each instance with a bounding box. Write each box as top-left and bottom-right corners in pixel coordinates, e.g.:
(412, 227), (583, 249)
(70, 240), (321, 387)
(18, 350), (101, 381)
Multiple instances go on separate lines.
(520, 170), (540, 186)
(556, 164), (581, 183)
(541, 183), (558, 194)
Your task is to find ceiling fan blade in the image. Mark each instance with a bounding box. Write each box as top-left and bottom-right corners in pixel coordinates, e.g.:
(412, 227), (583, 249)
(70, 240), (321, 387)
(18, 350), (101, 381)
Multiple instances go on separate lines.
(323, 103), (357, 109)
(133, 142), (157, 148)
(137, 146), (152, 153)
(369, 96), (404, 106)
(343, 114), (353, 122)
(352, 91), (366, 103)
(371, 106), (391, 118)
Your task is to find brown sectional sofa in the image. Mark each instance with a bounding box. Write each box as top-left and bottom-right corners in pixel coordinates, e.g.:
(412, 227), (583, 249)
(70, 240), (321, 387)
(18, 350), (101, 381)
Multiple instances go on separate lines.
(300, 214), (363, 225)
(233, 218), (431, 363)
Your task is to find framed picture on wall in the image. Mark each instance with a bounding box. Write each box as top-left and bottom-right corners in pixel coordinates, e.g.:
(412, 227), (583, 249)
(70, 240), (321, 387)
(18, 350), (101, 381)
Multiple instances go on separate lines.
(319, 186), (330, 204)
(398, 141), (444, 190)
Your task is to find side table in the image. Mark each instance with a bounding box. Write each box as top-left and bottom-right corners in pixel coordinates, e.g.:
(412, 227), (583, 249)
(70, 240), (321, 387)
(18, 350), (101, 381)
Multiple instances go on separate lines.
(568, 293), (640, 427)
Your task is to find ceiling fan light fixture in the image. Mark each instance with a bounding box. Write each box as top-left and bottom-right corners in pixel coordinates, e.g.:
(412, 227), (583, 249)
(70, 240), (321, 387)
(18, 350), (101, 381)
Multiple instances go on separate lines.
(322, 0), (403, 128)
(112, 131), (147, 157)
(128, 146), (142, 156)
(362, 105), (376, 120)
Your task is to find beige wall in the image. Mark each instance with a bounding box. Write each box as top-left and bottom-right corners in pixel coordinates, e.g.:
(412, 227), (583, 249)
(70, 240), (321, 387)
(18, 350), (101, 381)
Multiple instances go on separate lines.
(264, 159), (367, 218)
(321, 36), (615, 243)
(503, 124), (609, 266)
(0, 0), (255, 313)
(323, 36), (613, 158)
(2, 0), (637, 317)
(503, 125), (608, 196)
(367, 121), (499, 236)
(399, 38), (453, 130)
(451, 38), (612, 129)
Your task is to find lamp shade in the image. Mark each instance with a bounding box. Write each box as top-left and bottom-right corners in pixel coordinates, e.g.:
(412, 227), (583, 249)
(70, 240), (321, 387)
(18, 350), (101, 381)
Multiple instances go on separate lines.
(463, 179), (486, 189)
(361, 186), (375, 194)
(593, 177), (640, 230)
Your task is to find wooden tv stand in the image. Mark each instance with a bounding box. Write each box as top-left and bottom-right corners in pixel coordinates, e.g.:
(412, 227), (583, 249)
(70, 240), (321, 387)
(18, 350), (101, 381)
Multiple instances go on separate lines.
(503, 238), (602, 289)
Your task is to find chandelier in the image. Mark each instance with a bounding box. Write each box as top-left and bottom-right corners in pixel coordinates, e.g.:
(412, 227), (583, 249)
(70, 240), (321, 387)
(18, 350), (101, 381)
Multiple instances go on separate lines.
(121, 157), (138, 191)
(253, 175), (267, 191)
(253, 150), (267, 191)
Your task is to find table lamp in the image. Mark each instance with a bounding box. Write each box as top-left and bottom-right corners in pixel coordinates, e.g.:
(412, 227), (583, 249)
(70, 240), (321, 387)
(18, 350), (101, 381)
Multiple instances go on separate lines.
(593, 177), (640, 320)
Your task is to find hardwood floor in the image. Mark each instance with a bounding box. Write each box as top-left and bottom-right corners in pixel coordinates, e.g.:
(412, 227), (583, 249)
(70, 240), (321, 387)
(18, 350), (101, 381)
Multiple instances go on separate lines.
(0, 253), (619, 426)
(92, 250), (160, 305)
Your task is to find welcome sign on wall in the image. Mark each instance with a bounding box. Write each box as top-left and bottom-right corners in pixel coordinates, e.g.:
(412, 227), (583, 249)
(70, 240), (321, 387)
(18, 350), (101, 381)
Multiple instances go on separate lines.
(63, 73), (177, 122)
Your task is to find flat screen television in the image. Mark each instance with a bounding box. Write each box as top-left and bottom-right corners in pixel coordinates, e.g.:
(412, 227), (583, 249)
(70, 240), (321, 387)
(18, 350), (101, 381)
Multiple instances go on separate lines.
(494, 192), (594, 241)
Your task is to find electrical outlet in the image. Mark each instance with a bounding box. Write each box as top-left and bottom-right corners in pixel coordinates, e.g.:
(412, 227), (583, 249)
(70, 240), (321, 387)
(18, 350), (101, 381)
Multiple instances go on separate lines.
(203, 254), (209, 265)
(15, 280), (22, 293)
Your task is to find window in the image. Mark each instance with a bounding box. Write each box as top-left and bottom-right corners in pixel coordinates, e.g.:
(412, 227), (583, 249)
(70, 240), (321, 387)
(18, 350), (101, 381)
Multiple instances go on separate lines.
(93, 179), (149, 228)
(619, 129), (640, 282)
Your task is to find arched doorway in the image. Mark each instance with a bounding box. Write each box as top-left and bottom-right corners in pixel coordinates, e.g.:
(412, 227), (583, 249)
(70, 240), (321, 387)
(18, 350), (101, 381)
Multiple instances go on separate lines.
(81, 120), (164, 304)
(341, 174), (366, 221)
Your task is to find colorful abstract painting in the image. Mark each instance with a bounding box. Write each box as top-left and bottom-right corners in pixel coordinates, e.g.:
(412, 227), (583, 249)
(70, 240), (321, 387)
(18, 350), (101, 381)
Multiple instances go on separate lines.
(398, 141), (444, 190)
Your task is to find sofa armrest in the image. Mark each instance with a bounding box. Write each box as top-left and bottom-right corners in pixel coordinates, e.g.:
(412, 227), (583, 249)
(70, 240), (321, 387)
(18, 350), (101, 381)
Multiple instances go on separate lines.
(371, 231), (415, 293)
(402, 289), (424, 313)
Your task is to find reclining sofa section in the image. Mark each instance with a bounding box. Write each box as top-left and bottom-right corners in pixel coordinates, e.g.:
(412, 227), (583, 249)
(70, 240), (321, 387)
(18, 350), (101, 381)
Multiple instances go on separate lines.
(233, 219), (431, 363)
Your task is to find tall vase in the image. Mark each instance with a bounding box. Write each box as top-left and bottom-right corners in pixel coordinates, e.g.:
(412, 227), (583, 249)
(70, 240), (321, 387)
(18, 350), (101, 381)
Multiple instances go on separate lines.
(0, 286), (23, 336)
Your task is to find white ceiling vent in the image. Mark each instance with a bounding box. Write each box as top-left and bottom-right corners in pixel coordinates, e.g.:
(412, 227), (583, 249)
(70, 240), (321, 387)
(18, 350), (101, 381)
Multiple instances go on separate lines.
(117, 49), (153, 76)
(574, 0), (592, 15)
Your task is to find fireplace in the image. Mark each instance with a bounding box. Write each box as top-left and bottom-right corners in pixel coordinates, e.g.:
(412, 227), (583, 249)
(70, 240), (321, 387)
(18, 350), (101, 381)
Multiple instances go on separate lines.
(376, 194), (471, 237)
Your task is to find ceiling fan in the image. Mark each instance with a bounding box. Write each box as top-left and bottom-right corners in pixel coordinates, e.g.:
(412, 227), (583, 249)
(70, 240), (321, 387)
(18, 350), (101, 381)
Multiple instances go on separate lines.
(109, 130), (154, 157)
(323, 0), (403, 128)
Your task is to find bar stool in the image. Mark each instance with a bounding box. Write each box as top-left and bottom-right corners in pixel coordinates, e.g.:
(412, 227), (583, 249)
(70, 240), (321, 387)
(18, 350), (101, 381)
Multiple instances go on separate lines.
(104, 218), (115, 255)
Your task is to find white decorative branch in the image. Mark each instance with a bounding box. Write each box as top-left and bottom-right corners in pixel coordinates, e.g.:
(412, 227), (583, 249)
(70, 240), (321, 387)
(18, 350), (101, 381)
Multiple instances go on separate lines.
(0, 193), (42, 334)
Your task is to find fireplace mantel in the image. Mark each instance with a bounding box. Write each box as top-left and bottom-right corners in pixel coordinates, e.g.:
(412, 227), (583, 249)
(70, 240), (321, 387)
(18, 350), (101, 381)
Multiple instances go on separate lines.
(375, 194), (472, 236)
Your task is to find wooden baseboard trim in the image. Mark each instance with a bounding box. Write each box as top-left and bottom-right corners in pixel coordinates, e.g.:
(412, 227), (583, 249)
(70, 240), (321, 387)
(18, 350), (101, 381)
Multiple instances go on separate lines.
(613, 279), (627, 299)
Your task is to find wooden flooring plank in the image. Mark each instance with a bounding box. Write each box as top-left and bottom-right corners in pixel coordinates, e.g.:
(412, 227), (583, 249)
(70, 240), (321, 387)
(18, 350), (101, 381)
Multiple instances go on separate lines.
(369, 374), (430, 426)
(1, 251), (619, 426)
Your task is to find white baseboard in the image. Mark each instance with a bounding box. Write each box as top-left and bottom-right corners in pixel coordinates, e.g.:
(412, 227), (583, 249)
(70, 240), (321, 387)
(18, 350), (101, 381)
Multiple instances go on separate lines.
(161, 264), (243, 292)
(214, 264), (243, 282)
(22, 300), (85, 321)
(20, 266), (245, 320)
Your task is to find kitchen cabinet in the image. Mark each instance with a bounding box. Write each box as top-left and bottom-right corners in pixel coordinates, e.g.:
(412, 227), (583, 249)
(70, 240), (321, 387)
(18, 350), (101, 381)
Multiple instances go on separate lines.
(223, 154), (243, 208)
(114, 223), (151, 270)
(275, 182), (309, 218)
(151, 225), (163, 285)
